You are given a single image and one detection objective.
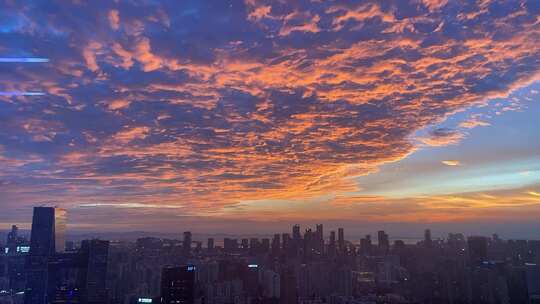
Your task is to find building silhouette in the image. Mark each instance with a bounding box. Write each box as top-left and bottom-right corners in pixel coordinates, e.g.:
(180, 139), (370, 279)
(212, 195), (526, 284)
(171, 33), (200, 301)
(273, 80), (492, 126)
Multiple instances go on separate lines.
(81, 239), (110, 304)
(25, 207), (66, 304)
(161, 265), (196, 304)
(24, 207), (109, 304)
(468, 236), (488, 264)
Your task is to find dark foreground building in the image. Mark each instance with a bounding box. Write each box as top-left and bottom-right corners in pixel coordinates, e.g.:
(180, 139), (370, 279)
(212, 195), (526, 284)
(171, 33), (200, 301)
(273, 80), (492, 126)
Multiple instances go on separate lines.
(24, 207), (109, 304)
(25, 207), (66, 304)
(161, 265), (196, 304)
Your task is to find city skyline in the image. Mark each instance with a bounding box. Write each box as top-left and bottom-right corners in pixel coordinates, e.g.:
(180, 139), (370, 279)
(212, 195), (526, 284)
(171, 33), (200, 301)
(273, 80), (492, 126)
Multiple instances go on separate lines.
(1, 0), (540, 234)
(3, 206), (540, 303)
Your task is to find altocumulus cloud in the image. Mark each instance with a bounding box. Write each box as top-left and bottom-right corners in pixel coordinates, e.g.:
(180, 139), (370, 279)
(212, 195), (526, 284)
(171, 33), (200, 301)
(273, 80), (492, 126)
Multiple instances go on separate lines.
(0, 0), (539, 217)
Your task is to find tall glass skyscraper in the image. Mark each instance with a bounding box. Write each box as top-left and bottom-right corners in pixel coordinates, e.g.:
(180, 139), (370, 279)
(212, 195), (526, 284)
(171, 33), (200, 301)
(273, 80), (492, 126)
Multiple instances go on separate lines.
(54, 208), (67, 254)
(25, 207), (67, 304)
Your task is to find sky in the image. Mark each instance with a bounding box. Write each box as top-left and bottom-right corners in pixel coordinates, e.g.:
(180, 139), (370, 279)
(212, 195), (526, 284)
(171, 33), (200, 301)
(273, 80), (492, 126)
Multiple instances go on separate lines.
(0, 0), (539, 238)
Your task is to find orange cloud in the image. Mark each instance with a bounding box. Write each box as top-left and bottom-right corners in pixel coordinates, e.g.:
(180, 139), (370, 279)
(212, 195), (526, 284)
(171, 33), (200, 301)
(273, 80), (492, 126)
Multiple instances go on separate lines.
(459, 117), (491, 129)
(422, 0), (448, 11)
(112, 126), (150, 143)
(111, 43), (134, 69)
(133, 37), (162, 72)
(528, 191), (540, 197)
(108, 10), (120, 31)
(248, 5), (272, 21)
(442, 160), (461, 166)
(418, 129), (466, 147)
(2, 0), (540, 223)
(107, 99), (131, 110)
(82, 41), (102, 72)
(279, 12), (321, 36)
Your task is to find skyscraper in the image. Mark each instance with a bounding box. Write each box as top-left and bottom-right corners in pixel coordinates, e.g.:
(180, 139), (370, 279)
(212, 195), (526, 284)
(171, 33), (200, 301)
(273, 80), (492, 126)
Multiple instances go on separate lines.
(282, 233), (291, 254)
(161, 265), (196, 304)
(315, 224), (324, 253)
(272, 234), (281, 255)
(6, 227), (28, 293)
(329, 231), (336, 256)
(293, 225), (301, 240)
(338, 228), (345, 251)
(183, 231), (192, 255)
(7, 225), (19, 253)
(55, 208), (67, 254)
(28, 207), (66, 256)
(424, 229), (433, 248)
(81, 239), (110, 304)
(315, 224), (323, 241)
(25, 207), (66, 304)
(360, 234), (372, 255)
(378, 230), (389, 254)
(468, 236), (488, 264)
(280, 267), (298, 304)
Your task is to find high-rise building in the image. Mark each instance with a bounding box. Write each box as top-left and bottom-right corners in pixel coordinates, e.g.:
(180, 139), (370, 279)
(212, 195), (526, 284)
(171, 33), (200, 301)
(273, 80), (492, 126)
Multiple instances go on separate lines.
(272, 234), (281, 255)
(55, 209), (67, 253)
(207, 238), (214, 251)
(293, 225), (301, 240)
(378, 231), (390, 254)
(360, 234), (372, 255)
(263, 270), (280, 298)
(7, 225), (19, 253)
(315, 224), (323, 241)
(161, 265), (196, 304)
(249, 238), (260, 255)
(28, 207), (66, 256)
(338, 228), (345, 251)
(261, 238), (270, 253)
(81, 239), (110, 304)
(241, 238), (249, 250)
(468, 236), (488, 264)
(280, 267), (298, 304)
(315, 224), (324, 253)
(329, 231), (336, 256)
(28, 240), (109, 304)
(183, 231), (192, 255)
(224, 238), (239, 253)
(424, 229), (432, 248)
(6, 231), (28, 293)
(282, 233), (291, 253)
(244, 263), (260, 296)
(25, 207), (66, 304)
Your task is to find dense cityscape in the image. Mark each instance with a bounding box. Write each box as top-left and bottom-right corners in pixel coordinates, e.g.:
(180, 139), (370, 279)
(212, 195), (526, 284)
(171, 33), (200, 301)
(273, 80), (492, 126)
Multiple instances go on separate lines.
(0, 207), (538, 304)
(2, 0), (540, 303)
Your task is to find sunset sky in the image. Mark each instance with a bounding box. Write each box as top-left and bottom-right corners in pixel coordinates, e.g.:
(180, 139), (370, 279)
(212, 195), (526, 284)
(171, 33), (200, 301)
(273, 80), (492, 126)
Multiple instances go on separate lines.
(1, 0), (539, 237)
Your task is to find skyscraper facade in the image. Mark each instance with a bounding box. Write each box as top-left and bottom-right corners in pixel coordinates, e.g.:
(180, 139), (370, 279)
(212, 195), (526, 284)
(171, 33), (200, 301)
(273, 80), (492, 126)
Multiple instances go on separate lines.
(161, 265), (196, 304)
(377, 230), (389, 254)
(25, 207), (66, 304)
(338, 228), (345, 252)
(81, 239), (110, 304)
(183, 232), (192, 256)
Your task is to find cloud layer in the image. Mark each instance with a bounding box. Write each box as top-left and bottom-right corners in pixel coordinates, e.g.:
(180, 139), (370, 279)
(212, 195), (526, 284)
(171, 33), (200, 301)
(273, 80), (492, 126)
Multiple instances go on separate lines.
(0, 0), (539, 226)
